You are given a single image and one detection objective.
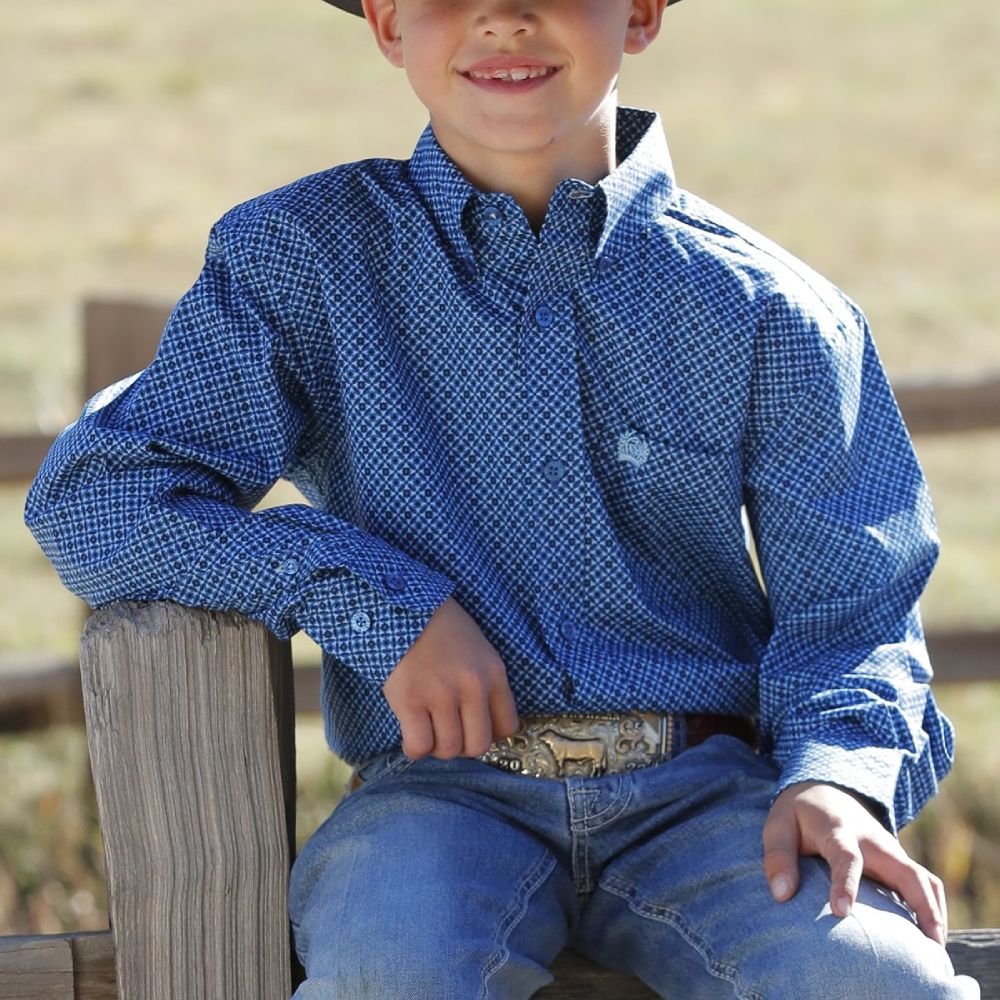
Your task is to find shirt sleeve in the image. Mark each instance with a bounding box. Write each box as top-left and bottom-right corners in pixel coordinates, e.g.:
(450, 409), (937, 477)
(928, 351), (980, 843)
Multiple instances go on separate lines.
(23, 209), (456, 687)
(742, 290), (955, 835)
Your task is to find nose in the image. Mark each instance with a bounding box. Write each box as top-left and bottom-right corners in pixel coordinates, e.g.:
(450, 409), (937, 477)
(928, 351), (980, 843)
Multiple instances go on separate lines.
(475, 0), (537, 38)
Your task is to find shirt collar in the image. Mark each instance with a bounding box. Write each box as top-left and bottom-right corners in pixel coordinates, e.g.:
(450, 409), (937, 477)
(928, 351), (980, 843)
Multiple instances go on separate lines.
(593, 106), (676, 257)
(405, 105), (676, 267)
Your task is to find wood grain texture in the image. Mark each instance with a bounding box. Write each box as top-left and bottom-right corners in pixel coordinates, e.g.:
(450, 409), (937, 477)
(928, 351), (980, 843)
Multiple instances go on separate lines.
(947, 929), (1000, 998)
(0, 935), (74, 1000)
(79, 601), (295, 1000)
(70, 931), (119, 1000)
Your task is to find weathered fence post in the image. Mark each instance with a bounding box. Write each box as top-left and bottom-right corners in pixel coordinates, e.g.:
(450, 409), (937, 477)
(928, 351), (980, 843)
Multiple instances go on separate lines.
(79, 601), (296, 1000)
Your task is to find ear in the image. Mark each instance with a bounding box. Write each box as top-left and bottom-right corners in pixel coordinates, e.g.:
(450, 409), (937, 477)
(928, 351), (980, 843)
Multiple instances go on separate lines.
(623, 0), (668, 55)
(362, 0), (405, 69)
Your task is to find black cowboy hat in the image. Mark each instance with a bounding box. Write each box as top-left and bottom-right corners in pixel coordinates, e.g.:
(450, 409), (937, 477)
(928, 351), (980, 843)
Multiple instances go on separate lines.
(321, 0), (682, 15)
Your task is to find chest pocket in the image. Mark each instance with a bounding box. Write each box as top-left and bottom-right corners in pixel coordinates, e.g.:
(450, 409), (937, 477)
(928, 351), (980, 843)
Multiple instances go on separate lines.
(587, 417), (743, 552)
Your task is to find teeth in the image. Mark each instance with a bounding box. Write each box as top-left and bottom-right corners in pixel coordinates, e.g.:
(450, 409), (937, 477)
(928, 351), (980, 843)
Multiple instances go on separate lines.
(468, 66), (554, 82)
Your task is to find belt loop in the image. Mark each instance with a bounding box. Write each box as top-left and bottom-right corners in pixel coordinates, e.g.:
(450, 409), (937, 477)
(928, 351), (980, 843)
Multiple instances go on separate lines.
(671, 713), (687, 760)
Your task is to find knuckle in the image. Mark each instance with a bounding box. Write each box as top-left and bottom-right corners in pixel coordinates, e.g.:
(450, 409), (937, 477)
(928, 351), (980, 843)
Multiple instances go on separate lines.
(762, 814), (790, 839)
(435, 738), (463, 758)
(824, 831), (858, 859)
(762, 845), (796, 863)
(485, 656), (511, 683)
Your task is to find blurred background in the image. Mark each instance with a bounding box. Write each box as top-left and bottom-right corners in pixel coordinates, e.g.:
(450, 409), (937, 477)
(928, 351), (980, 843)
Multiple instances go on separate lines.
(1, 0), (998, 937)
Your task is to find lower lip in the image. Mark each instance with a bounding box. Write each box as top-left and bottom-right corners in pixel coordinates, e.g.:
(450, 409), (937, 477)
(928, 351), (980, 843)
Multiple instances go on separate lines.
(461, 68), (560, 94)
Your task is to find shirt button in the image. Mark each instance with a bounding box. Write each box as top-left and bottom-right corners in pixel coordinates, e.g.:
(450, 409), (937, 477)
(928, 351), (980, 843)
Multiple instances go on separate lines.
(350, 611), (372, 634)
(484, 206), (503, 229)
(383, 572), (408, 593)
(534, 304), (555, 328)
(597, 257), (615, 276)
(561, 673), (576, 700)
(560, 619), (577, 642)
(278, 559), (299, 577)
(542, 458), (567, 483)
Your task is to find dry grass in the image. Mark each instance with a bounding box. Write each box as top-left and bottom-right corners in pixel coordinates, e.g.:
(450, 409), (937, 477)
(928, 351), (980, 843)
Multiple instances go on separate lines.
(1, 0), (999, 936)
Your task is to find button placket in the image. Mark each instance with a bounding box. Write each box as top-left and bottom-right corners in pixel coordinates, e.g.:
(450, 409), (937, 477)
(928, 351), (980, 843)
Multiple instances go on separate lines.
(484, 206), (503, 233)
(542, 458), (568, 484)
(560, 618), (578, 642)
(534, 303), (556, 329)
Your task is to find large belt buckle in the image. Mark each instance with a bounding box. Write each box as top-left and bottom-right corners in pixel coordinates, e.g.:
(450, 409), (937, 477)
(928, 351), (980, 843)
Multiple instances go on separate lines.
(477, 711), (673, 778)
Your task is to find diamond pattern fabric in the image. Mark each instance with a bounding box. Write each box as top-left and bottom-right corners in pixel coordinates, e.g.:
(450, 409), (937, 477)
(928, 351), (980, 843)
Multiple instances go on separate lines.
(25, 107), (953, 833)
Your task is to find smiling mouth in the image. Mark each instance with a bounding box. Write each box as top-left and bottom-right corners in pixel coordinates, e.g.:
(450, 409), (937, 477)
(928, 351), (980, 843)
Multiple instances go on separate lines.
(462, 66), (560, 83)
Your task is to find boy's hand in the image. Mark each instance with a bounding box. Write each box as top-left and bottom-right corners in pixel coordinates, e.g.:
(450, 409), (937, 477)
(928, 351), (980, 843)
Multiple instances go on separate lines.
(382, 596), (521, 761)
(763, 781), (948, 945)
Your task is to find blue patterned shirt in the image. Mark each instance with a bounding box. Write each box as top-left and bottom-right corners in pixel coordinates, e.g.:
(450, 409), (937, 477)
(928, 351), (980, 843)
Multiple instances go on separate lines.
(25, 106), (953, 833)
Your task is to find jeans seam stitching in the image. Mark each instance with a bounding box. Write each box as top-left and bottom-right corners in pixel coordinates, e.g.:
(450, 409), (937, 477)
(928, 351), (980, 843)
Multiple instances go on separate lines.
(598, 875), (766, 1000)
(580, 779), (633, 829)
(480, 850), (558, 998)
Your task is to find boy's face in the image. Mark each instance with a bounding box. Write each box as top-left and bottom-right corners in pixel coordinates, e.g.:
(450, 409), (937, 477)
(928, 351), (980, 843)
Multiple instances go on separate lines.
(363, 0), (666, 175)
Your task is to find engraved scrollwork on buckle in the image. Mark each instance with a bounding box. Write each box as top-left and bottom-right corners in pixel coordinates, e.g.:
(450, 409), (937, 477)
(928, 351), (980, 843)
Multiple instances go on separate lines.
(477, 711), (671, 779)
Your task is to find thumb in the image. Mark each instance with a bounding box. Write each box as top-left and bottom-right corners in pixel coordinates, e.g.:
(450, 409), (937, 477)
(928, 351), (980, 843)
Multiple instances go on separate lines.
(762, 802), (801, 903)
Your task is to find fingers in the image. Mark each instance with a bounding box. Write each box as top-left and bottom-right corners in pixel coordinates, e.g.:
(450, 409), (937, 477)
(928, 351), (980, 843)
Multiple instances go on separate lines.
(932, 870), (949, 938)
(384, 597), (520, 761)
(429, 702), (465, 759)
(489, 682), (521, 741)
(823, 828), (864, 918)
(459, 692), (494, 758)
(768, 784), (950, 947)
(397, 706), (434, 760)
(861, 838), (949, 945)
(396, 679), (510, 761)
(762, 804), (802, 903)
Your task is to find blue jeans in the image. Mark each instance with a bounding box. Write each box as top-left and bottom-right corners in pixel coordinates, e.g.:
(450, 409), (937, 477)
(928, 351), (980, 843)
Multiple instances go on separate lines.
(288, 734), (979, 999)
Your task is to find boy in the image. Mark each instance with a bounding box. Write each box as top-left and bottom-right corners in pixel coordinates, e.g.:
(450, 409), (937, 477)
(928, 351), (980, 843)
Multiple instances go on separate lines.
(25, 0), (979, 996)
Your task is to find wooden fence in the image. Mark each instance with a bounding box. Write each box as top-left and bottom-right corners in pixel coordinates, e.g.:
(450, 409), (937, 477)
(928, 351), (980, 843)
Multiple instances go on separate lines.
(1, 600), (998, 999)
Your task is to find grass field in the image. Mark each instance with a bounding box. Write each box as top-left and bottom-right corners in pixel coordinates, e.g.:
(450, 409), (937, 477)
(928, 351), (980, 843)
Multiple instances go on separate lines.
(1, 0), (999, 936)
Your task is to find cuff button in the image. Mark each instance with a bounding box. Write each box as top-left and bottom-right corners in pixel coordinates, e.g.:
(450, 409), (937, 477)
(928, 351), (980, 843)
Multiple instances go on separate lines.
(350, 610), (372, 634)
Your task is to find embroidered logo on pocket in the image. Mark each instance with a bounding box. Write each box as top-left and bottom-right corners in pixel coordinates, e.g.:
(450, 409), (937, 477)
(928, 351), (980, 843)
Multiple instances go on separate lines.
(617, 429), (650, 467)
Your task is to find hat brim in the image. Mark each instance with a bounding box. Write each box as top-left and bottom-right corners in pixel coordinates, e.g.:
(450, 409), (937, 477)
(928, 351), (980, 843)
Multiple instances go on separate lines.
(320, 0), (682, 16)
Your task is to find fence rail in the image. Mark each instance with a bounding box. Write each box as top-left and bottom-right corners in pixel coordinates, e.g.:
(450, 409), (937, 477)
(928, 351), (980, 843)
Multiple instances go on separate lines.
(0, 296), (998, 484)
(4, 927), (999, 1000)
(4, 625), (1000, 734)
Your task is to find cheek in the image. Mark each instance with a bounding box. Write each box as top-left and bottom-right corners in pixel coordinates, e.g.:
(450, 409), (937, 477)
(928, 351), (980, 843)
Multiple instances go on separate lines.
(400, 48), (445, 102)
